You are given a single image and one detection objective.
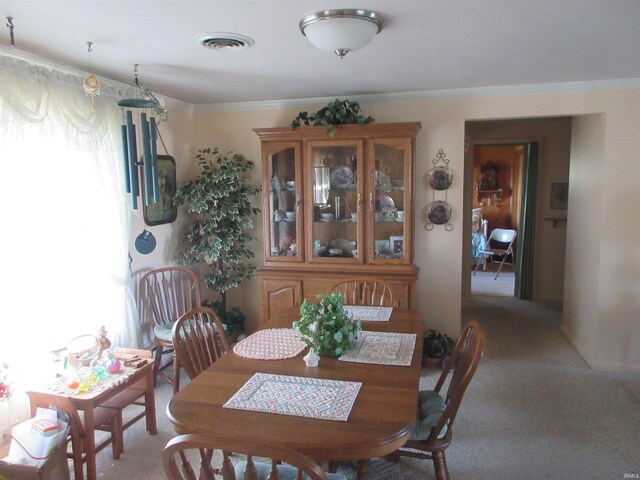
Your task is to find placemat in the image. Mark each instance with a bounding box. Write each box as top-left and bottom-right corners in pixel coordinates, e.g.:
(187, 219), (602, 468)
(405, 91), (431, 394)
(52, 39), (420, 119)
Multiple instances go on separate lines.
(223, 373), (361, 421)
(46, 366), (137, 396)
(233, 328), (307, 360)
(339, 331), (417, 366)
(343, 305), (393, 322)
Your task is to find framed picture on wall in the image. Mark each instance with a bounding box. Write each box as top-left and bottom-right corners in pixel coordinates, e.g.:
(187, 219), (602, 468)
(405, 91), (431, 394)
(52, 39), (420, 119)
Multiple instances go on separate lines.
(143, 155), (178, 226)
(550, 182), (569, 209)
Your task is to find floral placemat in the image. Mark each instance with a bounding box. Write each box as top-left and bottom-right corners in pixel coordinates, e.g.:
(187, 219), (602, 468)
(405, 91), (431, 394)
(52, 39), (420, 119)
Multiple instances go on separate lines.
(343, 305), (393, 322)
(339, 331), (417, 366)
(233, 328), (307, 360)
(223, 373), (361, 421)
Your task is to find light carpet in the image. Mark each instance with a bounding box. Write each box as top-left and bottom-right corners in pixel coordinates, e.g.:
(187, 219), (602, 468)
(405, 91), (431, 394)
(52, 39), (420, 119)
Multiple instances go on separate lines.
(88, 296), (640, 479)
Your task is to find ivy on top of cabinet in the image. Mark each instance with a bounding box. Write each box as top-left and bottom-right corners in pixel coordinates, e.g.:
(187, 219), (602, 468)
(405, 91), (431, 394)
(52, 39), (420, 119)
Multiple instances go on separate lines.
(289, 99), (374, 136)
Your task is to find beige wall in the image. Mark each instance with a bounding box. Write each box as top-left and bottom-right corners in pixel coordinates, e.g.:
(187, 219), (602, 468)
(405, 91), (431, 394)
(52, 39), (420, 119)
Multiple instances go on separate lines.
(146, 86), (639, 372)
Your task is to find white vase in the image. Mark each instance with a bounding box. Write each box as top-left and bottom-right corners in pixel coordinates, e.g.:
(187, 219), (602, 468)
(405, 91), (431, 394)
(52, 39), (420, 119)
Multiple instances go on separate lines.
(303, 349), (320, 367)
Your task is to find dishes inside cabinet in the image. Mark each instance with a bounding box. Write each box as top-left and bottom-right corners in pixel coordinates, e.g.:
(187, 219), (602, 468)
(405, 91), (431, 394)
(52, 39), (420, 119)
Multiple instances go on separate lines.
(330, 166), (354, 189)
(331, 239), (356, 254)
(375, 170), (392, 191)
(427, 166), (453, 190)
(375, 194), (395, 210)
(426, 200), (452, 225)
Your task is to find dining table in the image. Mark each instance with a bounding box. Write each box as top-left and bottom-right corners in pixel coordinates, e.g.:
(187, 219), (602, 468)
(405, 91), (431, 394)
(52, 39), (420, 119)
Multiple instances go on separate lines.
(167, 305), (424, 476)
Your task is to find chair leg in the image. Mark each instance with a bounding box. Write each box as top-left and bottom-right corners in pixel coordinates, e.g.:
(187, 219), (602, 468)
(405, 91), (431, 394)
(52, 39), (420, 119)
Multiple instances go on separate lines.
(110, 414), (123, 460)
(153, 343), (164, 387)
(473, 256), (485, 276)
(432, 451), (449, 480)
(494, 254), (510, 280)
(172, 354), (181, 394)
(356, 459), (370, 480)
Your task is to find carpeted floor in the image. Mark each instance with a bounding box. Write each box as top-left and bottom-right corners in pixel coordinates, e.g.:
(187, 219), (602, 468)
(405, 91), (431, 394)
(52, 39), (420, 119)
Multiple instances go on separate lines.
(471, 270), (515, 297)
(90, 296), (640, 480)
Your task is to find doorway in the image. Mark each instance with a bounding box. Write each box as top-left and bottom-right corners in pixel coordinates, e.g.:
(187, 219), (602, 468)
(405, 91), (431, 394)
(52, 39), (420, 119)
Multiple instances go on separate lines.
(463, 117), (572, 304)
(470, 143), (537, 298)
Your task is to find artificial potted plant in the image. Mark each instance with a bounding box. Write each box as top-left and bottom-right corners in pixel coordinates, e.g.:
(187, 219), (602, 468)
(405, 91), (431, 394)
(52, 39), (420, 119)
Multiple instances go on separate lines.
(293, 292), (361, 363)
(290, 98), (374, 136)
(422, 329), (457, 369)
(173, 147), (261, 341)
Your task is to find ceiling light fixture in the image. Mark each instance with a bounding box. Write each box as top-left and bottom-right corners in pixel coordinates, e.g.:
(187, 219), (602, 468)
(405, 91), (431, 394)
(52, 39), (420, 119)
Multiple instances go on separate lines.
(299, 9), (383, 59)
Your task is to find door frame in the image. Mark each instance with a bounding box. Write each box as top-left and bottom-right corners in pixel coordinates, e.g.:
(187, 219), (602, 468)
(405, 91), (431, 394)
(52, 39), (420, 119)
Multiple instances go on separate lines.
(462, 137), (542, 298)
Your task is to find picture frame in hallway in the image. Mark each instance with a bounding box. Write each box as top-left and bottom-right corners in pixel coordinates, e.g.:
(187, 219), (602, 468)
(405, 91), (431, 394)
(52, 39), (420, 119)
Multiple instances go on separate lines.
(550, 182), (568, 209)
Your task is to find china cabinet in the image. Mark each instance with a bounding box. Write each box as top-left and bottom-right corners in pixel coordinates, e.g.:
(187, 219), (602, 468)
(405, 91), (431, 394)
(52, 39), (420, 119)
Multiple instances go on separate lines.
(254, 122), (421, 324)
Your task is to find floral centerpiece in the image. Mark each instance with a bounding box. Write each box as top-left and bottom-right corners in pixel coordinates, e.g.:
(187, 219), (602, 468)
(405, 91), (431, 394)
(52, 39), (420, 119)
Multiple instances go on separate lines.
(293, 292), (361, 357)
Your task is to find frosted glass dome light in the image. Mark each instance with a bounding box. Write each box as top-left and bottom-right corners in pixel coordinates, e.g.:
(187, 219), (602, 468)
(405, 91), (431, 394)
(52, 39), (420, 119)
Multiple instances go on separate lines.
(300, 9), (384, 59)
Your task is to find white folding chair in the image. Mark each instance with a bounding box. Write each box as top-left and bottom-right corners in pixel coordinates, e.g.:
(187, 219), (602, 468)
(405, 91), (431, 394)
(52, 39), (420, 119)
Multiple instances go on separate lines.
(473, 228), (516, 279)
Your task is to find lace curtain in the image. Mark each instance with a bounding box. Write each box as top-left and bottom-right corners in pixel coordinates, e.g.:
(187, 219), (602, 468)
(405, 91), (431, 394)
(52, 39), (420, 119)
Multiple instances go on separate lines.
(0, 48), (139, 423)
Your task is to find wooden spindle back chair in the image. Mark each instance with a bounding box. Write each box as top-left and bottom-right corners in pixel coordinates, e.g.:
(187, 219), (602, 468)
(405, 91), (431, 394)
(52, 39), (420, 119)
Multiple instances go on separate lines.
(396, 321), (485, 480)
(171, 307), (230, 383)
(330, 278), (396, 307)
(140, 267), (201, 393)
(163, 433), (340, 480)
(26, 391), (123, 480)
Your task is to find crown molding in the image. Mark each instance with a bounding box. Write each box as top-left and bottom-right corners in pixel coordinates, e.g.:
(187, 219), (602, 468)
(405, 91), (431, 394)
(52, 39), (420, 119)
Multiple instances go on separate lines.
(193, 77), (640, 113)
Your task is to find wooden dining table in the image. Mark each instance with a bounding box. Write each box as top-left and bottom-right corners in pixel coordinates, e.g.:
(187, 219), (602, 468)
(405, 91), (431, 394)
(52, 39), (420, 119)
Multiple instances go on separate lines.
(167, 306), (424, 471)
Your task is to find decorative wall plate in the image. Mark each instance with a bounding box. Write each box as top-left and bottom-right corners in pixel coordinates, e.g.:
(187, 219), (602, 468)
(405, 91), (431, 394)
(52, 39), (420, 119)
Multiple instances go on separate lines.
(427, 166), (453, 190)
(134, 230), (156, 254)
(426, 201), (452, 225)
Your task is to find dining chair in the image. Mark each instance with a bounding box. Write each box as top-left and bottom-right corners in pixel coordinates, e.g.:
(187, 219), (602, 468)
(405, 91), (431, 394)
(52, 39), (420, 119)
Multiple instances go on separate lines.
(26, 391), (123, 480)
(140, 266), (202, 393)
(171, 306), (230, 382)
(163, 433), (346, 480)
(473, 228), (517, 280)
(393, 321), (485, 480)
(330, 278), (396, 307)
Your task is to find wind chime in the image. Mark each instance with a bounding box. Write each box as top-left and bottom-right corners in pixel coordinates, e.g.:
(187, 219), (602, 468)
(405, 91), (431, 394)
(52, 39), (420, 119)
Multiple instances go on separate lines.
(118, 65), (168, 210)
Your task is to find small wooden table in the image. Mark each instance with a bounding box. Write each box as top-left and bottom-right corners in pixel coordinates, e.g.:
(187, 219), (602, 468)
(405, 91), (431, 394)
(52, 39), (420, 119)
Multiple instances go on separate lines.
(27, 357), (157, 480)
(168, 307), (423, 468)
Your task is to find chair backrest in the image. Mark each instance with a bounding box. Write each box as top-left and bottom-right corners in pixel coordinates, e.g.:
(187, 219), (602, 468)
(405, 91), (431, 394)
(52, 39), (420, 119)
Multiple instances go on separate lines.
(429, 321), (485, 444)
(140, 267), (202, 328)
(331, 278), (395, 307)
(172, 307), (230, 381)
(488, 228), (516, 250)
(163, 433), (329, 480)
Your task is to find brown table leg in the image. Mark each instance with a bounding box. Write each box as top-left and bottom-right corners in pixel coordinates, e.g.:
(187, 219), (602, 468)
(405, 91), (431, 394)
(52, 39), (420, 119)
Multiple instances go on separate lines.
(144, 364), (157, 434)
(82, 406), (97, 480)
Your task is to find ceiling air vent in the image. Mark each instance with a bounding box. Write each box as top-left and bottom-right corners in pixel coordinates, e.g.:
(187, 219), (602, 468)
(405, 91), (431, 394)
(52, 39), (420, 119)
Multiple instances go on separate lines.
(196, 33), (255, 50)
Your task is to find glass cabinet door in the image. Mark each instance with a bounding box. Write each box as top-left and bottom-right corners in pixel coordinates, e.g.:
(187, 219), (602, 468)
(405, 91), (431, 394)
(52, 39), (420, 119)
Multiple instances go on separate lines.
(305, 140), (364, 263)
(368, 138), (413, 264)
(264, 142), (303, 262)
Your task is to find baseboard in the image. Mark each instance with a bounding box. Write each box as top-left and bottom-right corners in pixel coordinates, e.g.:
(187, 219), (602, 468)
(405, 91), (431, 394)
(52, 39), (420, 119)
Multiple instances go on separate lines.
(561, 325), (640, 373)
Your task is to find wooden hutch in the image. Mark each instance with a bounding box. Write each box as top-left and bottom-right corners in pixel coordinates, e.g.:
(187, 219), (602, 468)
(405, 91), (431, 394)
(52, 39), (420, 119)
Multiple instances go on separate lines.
(254, 122), (421, 324)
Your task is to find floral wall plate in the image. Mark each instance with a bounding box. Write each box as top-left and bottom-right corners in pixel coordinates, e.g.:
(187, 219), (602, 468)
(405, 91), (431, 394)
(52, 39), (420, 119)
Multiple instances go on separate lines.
(426, 201), (452, 225)
(427, 166), (453, 190)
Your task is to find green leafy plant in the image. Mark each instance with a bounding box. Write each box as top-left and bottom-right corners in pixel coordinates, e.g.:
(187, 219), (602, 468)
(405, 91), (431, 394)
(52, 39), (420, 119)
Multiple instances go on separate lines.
(173, 147), (261, 320)
(202, 300), (246, 337)
(292, 292), (361, 357)
(423, 329), (457, 369)
(289, 99), (374, 136)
